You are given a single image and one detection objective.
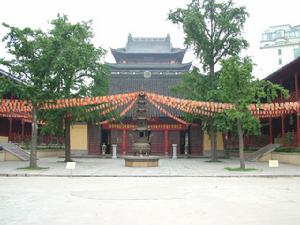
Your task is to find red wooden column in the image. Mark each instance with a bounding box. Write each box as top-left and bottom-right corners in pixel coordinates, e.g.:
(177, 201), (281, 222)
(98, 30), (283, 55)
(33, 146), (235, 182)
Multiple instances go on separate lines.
(21, 120), (25, 142)
(8, 118), (12, 141)
(269, 117), (273, 144)
(281, 116), (285, 137)
(294, 72), (300, 147)
(121, 129), (127, 155)
(295, 72), (299, 100)
(164, 129), (169, 156)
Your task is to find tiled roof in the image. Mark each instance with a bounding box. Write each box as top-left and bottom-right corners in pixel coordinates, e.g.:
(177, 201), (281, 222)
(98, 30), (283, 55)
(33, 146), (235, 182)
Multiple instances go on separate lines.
(126, 34), (171, 53)
(111, 48), (186, 54)
(264, 57), (300, 82)
(112, 34), (185, 54)
(0, 68), (25, 84)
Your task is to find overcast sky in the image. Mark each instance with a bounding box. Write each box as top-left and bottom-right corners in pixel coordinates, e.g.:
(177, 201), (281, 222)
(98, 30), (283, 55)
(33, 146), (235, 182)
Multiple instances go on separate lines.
(0, 0), (299, 79)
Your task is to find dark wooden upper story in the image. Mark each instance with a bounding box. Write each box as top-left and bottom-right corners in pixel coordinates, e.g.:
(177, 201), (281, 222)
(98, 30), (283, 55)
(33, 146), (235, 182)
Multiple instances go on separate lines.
(264, 57), (300, 102)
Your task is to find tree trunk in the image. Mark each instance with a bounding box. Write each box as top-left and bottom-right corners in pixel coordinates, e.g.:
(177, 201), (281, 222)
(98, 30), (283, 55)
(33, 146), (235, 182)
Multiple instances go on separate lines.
(30, 105), (38, 168)
(237, 119), (245, 169)
(64, 116), (72, 162)
(209, 63), (214, 77)
(209, 125), (217, 161)
(223, 132), (230, 158)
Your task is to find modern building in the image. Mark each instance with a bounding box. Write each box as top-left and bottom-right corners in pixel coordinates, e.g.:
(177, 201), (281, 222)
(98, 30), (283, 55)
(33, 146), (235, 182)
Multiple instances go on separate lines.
(259, 24), (300, 76)
(70, 34), (224, 156)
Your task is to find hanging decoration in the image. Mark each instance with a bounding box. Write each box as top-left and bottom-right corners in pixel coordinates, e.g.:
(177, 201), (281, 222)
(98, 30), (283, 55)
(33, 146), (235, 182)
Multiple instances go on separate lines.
(100, 96), (138, 125)
(146, 96), (187, 125)
(1, 91), (300, 121)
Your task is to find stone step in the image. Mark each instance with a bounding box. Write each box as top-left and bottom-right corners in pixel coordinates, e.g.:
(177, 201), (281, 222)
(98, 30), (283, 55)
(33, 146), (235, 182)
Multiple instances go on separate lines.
(1, 142), (30, 161)
(246, 144), (280, 162)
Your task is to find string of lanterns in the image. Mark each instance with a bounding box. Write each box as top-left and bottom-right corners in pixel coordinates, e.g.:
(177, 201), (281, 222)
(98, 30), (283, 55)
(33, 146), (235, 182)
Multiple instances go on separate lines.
(1, 91), (300, 121)
(146, 96), (187, 125)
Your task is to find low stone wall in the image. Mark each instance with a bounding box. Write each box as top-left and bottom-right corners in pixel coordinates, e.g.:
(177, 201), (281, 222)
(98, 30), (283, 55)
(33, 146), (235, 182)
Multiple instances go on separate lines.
(229, 150), (300, 166)
(0, 136), (8, 143)
(259, 152), (300, 166)
(228, 151), (253, 158)
(0, 150), (65, 161)
(0, 151), (4, 161)
(36, 150), (65, 158)
(0, 151), (21, 161)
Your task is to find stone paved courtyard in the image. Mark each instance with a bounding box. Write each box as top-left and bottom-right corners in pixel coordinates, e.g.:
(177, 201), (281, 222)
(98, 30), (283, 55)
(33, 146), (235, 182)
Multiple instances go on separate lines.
(0, 157), (299, 177)
(0, 176), (300, 225)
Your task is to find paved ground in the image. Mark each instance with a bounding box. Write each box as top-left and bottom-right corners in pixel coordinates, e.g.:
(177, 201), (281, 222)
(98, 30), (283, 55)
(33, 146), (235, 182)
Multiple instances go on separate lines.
(0, 157), (299, 177)
(0, 177), (300, 225)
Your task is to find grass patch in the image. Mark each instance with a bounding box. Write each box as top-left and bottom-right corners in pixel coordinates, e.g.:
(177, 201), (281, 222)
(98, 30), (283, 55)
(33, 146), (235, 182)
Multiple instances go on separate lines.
(17, 166), (49, 170)
(205, 160), (223, 163)
(56, 159), (77, 163)
(224, 167), (258, 172)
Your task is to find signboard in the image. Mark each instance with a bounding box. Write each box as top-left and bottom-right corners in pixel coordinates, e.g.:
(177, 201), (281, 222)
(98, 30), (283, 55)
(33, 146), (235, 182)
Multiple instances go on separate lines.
(66, 162), (76, 170)
(106, 123), (187, 130)
(269, 160), (279, 168)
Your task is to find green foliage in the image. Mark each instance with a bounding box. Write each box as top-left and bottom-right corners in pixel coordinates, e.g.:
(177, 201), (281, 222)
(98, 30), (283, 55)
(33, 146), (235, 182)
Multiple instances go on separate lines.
(17, 166), (49, 170)
(224, 167), (257, 171)
(48, 15), (106, 98)
(219, 56), (288, 135)
(218, 56), (287, 167)
(172, 68), (230, 133)
(276, 132), (296, 146)
(168, 0), (248, 73)
(0, 23), (58, 104)
(37, 14), (109, 133)
(169, 0), (249, 157)
(0, 15), (109, 165)
(89, 64), (110, 97)
(172, 67), (218, 101)
(275, 147), (300, 153)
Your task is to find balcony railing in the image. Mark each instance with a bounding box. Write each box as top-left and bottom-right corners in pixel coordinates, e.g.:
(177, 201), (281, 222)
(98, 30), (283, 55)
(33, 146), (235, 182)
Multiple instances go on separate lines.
(9, 132), (64, 145)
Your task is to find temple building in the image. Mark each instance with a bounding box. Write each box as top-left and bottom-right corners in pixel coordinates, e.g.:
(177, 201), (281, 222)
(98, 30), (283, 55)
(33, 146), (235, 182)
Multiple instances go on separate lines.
(228, 57), (300, 149)
(71, 34), (224, 156)
(261, 57), (300, 147)
(106, 34), (193, 156)
(0, 69), (32, 143)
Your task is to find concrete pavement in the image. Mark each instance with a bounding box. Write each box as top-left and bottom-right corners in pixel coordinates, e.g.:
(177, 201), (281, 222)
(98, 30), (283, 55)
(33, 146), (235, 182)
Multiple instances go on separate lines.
(0, 177), (300, 225)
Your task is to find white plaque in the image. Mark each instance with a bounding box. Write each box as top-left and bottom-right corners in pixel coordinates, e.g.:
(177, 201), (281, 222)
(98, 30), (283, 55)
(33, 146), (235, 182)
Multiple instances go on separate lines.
(269, 160), (279, 168)
(66, 162), (76, 170)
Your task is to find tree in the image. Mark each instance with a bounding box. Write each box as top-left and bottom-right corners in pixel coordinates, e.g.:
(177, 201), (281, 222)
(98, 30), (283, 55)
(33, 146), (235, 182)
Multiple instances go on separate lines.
(169, 0), (249, 160)
(0, 24), (59, 168)
(0, 15), (109, 165)
(172, 68), (229, 160)
(219, 56), (288, 169)
(46, 15), (108, 162)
